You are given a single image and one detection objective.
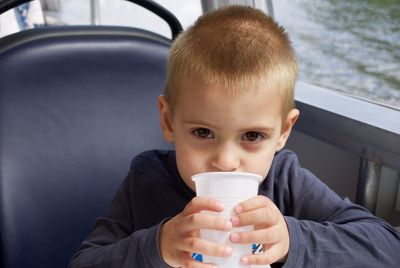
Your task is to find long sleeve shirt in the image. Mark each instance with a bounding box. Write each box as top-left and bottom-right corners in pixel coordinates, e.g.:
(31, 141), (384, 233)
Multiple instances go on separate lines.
(69, 149), (400, 267)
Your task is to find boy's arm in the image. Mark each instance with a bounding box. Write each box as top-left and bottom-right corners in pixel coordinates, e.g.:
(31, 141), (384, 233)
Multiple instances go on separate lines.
(277, 152), (400, 267)
(284, 199), (400, 267)
(68, 171), (170, 268)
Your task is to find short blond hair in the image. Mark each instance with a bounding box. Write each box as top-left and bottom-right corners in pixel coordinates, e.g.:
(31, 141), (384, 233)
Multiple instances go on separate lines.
(164, 5), (298, 115)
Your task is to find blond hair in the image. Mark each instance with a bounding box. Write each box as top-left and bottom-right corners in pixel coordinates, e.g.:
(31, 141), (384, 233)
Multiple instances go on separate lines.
(164, 5), (298, 115)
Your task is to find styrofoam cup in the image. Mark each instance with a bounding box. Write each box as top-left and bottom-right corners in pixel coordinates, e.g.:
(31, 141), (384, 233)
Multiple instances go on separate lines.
(192, 172), (262, 268)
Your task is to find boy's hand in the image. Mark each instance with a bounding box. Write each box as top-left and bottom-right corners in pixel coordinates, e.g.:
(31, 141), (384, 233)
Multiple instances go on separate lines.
(159, 196), (233, 268)
(229, 195), (289, 265)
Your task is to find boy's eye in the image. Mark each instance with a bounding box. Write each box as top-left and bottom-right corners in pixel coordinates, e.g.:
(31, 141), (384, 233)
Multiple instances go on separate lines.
(242, 131), (264, 142)
(192, 128), (214, 139)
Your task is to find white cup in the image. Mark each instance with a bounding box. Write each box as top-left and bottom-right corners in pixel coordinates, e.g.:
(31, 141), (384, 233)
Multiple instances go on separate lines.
(192, 172), (262, 268)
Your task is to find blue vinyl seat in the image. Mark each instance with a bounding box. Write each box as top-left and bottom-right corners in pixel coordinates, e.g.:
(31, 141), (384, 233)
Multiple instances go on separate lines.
(0, 1), (180, 267)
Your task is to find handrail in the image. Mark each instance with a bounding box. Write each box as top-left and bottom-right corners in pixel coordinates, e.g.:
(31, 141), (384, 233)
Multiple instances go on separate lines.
(0, 0), (183, 40)
(0, 0), (27, 13)
(125, 0), (183, 39)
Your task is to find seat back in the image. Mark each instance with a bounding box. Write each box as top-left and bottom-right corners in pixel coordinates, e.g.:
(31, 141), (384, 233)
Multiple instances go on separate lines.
(0, 18), (173, 268)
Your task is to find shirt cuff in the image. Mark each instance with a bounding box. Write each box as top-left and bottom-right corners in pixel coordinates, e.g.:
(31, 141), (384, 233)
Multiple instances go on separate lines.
(281, 216), (302, 267)
(147, 218), (173, 268)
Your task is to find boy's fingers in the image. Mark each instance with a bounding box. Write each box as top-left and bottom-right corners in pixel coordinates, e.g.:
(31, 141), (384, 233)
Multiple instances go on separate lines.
(230, 226), (280, 244)
(234, 195), (272, 214)
(231, 207), (279, 227)
(180, 212), (232, 234)
(190, 261), (219, 268)
(183, 196), (224, 216)
(178, 237), (233, 259)
(240, 245), (283, 266)
(178, 252), (218, 268)
(192, 262), (219, 268)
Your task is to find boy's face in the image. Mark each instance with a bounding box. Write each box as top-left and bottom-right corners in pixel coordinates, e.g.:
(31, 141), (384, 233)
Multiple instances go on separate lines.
(158, 79), (299, 191)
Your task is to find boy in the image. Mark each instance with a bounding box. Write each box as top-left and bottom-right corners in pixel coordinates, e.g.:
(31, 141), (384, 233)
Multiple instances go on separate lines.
(69, 6), (400, 268)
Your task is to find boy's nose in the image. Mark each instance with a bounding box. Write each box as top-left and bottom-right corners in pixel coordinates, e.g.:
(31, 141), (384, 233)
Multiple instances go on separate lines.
(211, 143), (240, 172)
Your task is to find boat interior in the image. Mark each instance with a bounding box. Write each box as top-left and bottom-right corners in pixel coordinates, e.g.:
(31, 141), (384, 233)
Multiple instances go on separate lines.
(0, 0), (399, 267)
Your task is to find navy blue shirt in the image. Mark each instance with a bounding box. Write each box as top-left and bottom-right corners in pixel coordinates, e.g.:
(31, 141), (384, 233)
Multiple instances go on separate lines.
(69, 149), (400, 267)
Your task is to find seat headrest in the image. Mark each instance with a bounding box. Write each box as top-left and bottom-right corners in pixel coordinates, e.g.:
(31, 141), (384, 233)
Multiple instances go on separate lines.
(0, 25), (172, 268)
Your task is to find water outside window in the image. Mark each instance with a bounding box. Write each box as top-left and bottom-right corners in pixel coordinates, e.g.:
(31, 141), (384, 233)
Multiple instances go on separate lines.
(273, 0), (400, 108)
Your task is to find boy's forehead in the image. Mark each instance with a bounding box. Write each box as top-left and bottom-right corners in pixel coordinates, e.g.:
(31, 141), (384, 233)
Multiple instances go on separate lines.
(175, 77), (284, 101)
(173, 78), (285, 119)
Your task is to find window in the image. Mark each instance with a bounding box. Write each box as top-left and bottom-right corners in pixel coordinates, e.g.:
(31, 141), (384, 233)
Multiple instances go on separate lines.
(45, 0), (201, 38)
(5, 0), (397, 108)
(273, 0), (400, 108)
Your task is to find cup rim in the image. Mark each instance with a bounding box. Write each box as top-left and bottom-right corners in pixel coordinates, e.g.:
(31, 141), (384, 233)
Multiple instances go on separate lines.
(191, 171), (263, 182)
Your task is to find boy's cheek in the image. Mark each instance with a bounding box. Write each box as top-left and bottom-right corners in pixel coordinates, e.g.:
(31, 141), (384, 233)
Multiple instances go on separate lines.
(175, 154), (202, 190)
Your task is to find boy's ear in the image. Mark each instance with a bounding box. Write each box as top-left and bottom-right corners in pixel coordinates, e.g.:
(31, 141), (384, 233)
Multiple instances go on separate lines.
(157, 95), (175, 143)
(276, 109), (300, 151)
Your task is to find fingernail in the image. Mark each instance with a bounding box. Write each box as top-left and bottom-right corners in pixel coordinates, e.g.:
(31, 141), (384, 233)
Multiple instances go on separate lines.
(225, 220), (233, 230)
(230, 215), (239, 226)
(230, 233), (240, 243)
(241, 256), (249, 264)
(224, 246), (233, 256)
(234, 205), (242, 214)
(216, 202), (224, 210)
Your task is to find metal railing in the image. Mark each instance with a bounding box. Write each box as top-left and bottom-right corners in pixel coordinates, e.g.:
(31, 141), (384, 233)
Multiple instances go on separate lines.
(295, 82), (400, 213)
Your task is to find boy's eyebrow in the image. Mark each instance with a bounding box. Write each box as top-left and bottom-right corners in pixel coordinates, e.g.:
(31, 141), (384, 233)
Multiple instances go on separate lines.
(183, 120), (275, 133)
(182, 120), (221, 130)
(240, 127), (276, 133)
